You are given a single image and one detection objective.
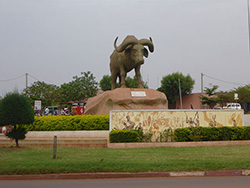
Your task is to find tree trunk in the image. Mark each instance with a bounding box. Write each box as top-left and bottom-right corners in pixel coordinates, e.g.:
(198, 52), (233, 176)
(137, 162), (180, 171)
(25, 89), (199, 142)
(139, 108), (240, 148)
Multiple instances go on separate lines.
(13, 124), (19, 148)
(15, 138), (19, 148)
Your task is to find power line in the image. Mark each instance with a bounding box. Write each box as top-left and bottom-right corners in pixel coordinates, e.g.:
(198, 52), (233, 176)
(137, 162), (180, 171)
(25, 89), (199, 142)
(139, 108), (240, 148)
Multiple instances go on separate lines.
(28, 74), (40, 81)
(203, 73), (247, 86)
(0, 74), (25, 82)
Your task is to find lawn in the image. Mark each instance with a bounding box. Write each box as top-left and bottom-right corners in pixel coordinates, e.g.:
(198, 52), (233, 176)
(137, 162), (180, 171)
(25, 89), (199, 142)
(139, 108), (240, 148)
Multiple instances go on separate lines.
(1, 146), (250, 175)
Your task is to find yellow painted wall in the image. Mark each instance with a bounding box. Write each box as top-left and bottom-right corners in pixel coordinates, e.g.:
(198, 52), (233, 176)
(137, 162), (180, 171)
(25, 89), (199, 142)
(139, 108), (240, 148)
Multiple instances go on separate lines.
(110, 110), (243, 141)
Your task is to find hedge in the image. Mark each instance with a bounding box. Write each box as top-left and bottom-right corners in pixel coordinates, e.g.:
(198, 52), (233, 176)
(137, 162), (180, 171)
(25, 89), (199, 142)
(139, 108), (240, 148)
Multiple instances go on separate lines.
(23, 115), (109, 131)
(109, 130), (139, 143)
(174, 127), (250, 142)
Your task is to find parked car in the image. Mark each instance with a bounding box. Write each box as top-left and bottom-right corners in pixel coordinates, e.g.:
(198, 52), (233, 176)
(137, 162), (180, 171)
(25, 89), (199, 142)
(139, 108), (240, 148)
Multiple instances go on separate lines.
(223, 103), (241, 110)
(45, 106), (60, 115)
(71, 103), (85, 115)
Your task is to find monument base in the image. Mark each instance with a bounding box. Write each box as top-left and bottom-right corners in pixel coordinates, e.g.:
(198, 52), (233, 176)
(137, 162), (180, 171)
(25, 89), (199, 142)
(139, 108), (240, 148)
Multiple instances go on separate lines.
(85, 88), (168, 115)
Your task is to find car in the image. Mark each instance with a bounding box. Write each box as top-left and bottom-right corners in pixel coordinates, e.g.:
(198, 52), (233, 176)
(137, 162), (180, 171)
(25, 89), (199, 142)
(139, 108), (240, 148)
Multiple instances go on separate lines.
(223, 103), (241, 110)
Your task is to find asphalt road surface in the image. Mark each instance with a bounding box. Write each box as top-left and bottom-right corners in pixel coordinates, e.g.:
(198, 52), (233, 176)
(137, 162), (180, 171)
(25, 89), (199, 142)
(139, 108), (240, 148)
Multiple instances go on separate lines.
(1, 176), (250, 188)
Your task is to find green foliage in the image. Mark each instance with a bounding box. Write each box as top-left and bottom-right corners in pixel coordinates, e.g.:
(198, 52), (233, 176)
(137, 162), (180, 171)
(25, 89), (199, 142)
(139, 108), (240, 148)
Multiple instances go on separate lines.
(143, 132), (153, 142)
(204, 84), (219, 96)
(202, 127), (220, 141)
(6, 125), (27, 140)
(156, 129), (173, 142)
(23, 115), (109, 131)
(99, 75), (112, 91)
(200, 95), (221, 109)
(134, 127), (153, 142)
(0, 92), (34, 147)
(200, 84), (221, 108)
(174, 127), (250, 142)
(233, 85), (250, 105)
(22, 81), (62, 107)
(0, 92), (34, 126)
(173, 128), (191, 142)
(188, 127), (203, 141)
(157, 72), (194, 108)
(109, 130), (139, 143)
(61, 71), (98, 102)
(216, 84), (250, 110)
(217, 91), (234, 105)
(125, 76), (148, 89)
(134, 127), (144, 141)
(99, 75), (148, 91)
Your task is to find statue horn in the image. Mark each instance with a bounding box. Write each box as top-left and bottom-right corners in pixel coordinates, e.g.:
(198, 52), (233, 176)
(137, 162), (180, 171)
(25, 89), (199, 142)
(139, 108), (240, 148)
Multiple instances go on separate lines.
(139, 38), (154, 53)
(114, 35), (139, 52)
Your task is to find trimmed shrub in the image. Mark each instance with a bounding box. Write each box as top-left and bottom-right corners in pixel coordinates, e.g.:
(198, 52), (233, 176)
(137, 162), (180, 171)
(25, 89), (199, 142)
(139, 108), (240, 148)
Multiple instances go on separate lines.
(0, 92), (34, 147)
(218, 127), (231, 141)
(189, 127), (203, 141)
(109, 130), (139, 143)
(174, 128), (191, 142)
(242, 126), (250, 140)
(174, 126), (250, 142)
(6, 125), (27, 140)
(23, 115), (109, 131)
(202, 127), (220, 141)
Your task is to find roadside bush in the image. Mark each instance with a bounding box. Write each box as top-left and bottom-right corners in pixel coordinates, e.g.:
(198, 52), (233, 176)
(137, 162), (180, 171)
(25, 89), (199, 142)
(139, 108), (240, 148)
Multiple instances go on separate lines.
(202, 127), (220, 141)
(109, 130), (139, 143)
(134, 127), (153, 142)
(0, 92), (34, 147)
(189, 127), (203, 141)
(174, 126), (250, 142)
(242, 126), (250, 140)
(23, 115), (109, 131)
(173, 128), (191, 142)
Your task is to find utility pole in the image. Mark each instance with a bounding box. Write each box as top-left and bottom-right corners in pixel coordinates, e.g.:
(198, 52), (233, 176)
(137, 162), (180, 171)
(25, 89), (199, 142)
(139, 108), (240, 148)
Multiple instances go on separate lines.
(248, 0), (250, 55)
(201, 73), (204, 94)
(25, 73), (28, 88)
(178, 78), (183, 109)
(201, 73), (204, 109)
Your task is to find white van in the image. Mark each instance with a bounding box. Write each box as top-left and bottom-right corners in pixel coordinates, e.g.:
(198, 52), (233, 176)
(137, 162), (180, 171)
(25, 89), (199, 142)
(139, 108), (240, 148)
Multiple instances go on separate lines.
(223, 103), (241, 110)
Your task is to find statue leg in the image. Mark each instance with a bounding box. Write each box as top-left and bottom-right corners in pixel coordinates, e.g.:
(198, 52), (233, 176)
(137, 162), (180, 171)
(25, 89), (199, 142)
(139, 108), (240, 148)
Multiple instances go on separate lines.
(111, 72), (117, 90)
(135, 66), (144, 88)
(120, 69), (127, 88)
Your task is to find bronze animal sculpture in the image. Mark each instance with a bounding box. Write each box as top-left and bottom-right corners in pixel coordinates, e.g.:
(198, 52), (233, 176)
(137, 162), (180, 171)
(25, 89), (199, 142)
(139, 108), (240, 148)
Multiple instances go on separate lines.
(110, 35), (154, 90)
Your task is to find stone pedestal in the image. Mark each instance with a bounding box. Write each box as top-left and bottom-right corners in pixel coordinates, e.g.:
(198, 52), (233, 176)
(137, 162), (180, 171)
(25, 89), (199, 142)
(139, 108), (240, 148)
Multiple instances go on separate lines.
(85, 88), (168, 115)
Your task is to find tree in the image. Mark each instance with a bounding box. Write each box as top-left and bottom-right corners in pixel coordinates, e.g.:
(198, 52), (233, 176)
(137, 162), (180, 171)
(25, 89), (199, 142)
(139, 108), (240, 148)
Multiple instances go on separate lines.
(233, 85), (250, 104)
(200, 84), (221, 108)
(157, 72), (195, 108)
(125, 76), (148, 89)
(204, 84), (219, 96)
(0, 92), (34, 147)
(99, 75), (112, 91)
(99, 75), (148, 91)
(23, 81), (62, 107)
(61, 71), (98, 102)
(216, 91), (233, 106)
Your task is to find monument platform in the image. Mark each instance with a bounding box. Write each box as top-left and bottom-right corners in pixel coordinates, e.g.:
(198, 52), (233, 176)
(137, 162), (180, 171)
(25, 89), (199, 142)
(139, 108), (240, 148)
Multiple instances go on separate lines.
(85, 88), (168, 115)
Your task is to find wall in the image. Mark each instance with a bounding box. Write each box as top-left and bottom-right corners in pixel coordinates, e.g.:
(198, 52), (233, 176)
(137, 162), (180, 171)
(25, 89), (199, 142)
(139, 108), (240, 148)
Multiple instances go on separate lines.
(110, 109), (243, 141)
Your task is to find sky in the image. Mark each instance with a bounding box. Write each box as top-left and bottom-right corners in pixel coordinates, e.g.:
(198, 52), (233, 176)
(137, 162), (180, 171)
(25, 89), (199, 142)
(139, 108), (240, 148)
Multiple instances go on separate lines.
(0, 0), (250, 97)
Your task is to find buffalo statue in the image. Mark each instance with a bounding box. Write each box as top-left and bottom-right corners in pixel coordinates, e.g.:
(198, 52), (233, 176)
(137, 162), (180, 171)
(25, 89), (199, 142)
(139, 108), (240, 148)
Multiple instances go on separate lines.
(110, 35), (154, 90)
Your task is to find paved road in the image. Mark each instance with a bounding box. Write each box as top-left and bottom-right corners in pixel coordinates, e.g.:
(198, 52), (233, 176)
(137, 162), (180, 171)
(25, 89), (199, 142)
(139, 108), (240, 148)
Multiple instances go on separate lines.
(1, 176), (250, 188)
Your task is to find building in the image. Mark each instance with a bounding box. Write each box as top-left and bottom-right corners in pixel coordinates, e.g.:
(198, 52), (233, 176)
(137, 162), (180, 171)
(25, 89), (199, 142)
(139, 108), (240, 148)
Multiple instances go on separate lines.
(176, 93), (210, 109)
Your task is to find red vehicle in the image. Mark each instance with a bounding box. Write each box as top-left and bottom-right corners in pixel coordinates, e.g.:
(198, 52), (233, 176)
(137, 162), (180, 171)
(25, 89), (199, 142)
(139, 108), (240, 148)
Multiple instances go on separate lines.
(71, 103), (85, 115)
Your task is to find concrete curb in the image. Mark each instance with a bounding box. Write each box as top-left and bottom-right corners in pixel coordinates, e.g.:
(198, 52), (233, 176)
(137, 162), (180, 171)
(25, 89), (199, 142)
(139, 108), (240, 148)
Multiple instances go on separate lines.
(0, 170), (250, 180)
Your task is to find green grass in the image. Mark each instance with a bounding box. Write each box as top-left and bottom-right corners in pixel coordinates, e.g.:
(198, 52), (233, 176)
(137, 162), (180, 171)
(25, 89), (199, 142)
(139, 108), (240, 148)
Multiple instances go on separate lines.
(1, 146), (250, 175)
